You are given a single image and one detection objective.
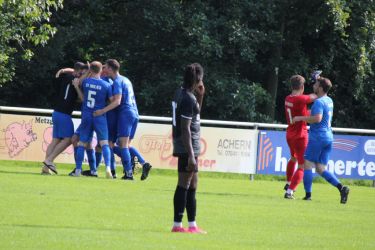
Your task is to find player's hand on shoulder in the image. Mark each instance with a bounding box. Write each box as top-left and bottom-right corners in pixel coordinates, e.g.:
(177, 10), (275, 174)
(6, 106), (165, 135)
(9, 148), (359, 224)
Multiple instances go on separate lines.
(93, 109), (105, 117)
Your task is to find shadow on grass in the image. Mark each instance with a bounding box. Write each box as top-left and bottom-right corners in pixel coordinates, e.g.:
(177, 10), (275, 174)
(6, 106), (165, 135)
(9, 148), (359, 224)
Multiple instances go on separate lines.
(0, 169), (42, 176)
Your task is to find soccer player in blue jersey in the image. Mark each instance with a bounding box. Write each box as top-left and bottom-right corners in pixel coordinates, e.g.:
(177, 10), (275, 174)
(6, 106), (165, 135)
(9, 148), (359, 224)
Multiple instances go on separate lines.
(94, 59), (152, 180)
(70, 61), (118, 177)
(293, 77), (350, 204)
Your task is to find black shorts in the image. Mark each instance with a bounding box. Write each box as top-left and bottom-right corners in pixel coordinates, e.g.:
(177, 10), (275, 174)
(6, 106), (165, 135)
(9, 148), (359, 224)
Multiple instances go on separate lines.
(178, 156), (198, 173)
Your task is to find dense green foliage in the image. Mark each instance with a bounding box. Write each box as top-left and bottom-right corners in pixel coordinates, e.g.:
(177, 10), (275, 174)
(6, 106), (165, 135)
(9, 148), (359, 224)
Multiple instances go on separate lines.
(0, 0), (374, 128)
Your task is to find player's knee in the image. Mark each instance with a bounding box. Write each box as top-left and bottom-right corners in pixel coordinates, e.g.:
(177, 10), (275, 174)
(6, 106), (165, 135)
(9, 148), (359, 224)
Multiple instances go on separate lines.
(316, 164), (325, 174)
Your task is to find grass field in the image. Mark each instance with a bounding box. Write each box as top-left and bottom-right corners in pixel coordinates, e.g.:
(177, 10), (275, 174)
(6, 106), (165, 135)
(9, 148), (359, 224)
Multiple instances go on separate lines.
(0, 160), (374, 249)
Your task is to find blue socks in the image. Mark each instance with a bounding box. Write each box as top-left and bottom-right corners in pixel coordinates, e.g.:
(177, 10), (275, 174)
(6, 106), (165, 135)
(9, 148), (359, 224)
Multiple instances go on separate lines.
(101, 144), (111, 168)
(321, 170), (340, 187)
(113, 146), (121, 157)
(75, 146), (85, 170)
(86, 149), (96, 172)
(129, 147), (145, 165)
(120, 147), (132, 176)
(110, 148), (116, 171)
(95, 151), (102, 168)
(303, 169), (313, 193)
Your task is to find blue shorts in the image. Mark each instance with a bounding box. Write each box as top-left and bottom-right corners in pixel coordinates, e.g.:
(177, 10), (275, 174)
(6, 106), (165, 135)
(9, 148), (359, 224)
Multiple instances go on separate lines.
(52, 111), (74, 139)
(107, 110), (118, 142)
(74, 123), (93, 142)
(79, 114), (108, 143)
(117, 111), (138, 139)
(304, 139), (332, 165)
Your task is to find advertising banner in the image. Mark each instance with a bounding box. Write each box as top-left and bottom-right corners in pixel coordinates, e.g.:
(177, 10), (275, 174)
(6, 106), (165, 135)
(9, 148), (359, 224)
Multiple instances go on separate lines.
(0, 114), (258, 174)
(257, 130), (375, 180)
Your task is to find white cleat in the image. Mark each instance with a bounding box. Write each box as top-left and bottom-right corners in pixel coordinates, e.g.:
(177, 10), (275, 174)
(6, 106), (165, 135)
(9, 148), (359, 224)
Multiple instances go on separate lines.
(105, 168), (113, 179)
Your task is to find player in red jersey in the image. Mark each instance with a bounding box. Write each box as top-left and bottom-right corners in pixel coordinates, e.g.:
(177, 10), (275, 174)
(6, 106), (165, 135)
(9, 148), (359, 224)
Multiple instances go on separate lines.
(284, 74), (318, 199)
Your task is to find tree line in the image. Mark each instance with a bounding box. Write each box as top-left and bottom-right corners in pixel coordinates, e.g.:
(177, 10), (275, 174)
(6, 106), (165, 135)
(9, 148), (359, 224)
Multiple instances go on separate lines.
(0, 0), (374, 129)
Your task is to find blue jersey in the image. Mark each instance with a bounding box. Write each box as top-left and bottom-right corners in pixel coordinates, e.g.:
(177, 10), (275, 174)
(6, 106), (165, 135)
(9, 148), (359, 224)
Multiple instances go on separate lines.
(82, 78), (113, 114)
(309, 96), (333, 142)
(113, 74), (138, 116)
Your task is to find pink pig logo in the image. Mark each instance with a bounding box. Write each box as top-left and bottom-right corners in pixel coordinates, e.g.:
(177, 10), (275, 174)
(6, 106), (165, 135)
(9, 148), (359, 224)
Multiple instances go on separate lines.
(4, 120), (37, 158)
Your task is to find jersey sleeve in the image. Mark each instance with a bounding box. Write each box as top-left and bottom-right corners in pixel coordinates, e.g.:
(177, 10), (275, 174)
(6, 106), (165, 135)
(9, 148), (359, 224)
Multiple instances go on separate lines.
(180, 96), (194, 120)
(311, 100), (323, 116)
(112, 81), (122, 95)
(106, 83), (113, 99)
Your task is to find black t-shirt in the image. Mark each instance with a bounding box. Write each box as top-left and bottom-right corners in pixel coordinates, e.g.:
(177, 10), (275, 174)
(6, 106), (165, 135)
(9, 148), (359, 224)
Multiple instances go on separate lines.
(54, 73), (78, 115)
(172, 87), (201, 157)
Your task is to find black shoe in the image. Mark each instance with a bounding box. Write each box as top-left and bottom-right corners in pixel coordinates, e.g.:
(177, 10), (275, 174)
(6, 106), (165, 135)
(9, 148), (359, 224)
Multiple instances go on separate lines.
(303, 196), (312, 201)
(283, 183), (289, 191)
(82, 170), (98, 177)
(284, 192), (295, 199)
(141, 163), (152, 181)
(340, 186), (350, 204)
(111, 170), (117, 179)
(69, 168), (76, 175)
(121, 174), (134, 181)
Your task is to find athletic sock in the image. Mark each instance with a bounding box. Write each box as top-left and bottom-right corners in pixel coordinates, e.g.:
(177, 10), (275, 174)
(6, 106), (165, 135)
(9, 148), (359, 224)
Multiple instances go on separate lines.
(86, 149), (96, 172)
(113, 146), (121, 157)
(289, 167), (304, 191)
(101, 144), (111, 169)
(120, 147), (132, 177)
(95, 151), (102, 168)
(173, 186), (188, 223)
(110, 148), (116, 171)
(286, 159), (297, 183)
(188, 221), (197, 228)
(186, 188), (197, 222)
(129, 147), (145, 165)
(74, 147), (78, 162)
(321, 170), (341, 188)
(303, 169), (313, 194)
(75, 146), (85, 170)
(336, 183), (343, 192)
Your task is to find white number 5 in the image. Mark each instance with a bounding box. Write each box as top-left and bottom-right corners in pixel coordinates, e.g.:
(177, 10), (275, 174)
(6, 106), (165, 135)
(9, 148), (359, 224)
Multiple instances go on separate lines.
(87, 90), (96, 108)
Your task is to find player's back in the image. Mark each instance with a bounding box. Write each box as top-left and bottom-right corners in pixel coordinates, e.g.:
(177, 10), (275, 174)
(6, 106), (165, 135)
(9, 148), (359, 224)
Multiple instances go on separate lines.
(82, 77), (112, 114)
(310, 96), (333, 141)
(54, 73), (77, 115)
(285, 94), (311, 139)
(114, 75), (138, 115)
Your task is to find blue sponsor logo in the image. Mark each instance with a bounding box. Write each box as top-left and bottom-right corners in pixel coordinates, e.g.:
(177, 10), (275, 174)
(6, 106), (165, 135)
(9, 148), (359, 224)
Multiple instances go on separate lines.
(256, 130), (375, 180)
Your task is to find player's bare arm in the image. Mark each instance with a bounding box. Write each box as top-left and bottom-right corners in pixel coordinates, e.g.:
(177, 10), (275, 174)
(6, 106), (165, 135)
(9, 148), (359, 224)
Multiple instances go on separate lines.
(293, 114), (322, 124)
(181, 118), (196, 171)
(309, 93), (318, 102)
(55, 68), (74, 78)
(93, 94), (121, 117)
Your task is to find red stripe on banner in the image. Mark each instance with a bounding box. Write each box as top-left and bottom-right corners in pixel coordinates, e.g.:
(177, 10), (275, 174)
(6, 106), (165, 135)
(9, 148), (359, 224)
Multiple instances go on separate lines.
(265, 147), (273, 168)
(262, 143), (272, 170)
(258, 134), (264, 171)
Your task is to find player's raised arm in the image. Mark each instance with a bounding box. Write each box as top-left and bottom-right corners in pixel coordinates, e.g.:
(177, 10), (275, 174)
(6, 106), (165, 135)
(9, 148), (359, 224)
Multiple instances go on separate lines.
(55, 68), (74, 78)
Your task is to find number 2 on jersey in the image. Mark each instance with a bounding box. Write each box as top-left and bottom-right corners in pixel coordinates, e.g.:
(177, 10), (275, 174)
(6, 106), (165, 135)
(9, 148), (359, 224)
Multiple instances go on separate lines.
(87, 90), (96, 108)
(287, 108), (293, 124)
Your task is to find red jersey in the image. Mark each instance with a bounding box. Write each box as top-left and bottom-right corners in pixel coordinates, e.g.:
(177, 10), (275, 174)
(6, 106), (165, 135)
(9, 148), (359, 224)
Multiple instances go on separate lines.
(285, 94), (312, 139)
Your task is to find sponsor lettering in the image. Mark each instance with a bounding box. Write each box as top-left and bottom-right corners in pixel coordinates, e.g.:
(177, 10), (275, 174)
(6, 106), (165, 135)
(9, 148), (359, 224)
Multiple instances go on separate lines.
(35, 116), (53, 125)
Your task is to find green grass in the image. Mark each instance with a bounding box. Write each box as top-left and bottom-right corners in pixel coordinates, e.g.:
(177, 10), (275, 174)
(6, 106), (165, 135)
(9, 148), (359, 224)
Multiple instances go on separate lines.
(0, 160), (374, 250)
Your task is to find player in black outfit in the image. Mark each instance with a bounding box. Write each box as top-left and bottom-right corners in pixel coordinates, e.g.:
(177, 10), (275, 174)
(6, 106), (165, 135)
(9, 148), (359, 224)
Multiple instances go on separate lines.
(42, 62), (87, 174)
(171, 63), (206, 233)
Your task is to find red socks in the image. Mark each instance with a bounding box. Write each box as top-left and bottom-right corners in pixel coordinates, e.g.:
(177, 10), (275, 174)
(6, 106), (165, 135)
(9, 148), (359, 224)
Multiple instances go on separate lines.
(289, 167), (304, 191)
(286, 159), (297, 182)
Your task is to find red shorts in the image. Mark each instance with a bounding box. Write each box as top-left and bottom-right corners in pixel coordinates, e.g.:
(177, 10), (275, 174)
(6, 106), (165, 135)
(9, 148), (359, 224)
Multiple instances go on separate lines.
(286, 136), (308, 165)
